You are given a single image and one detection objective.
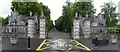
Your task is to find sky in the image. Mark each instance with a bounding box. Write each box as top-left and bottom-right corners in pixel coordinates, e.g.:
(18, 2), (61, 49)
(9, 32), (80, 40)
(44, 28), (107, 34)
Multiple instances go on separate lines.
(0, 0), (120, 22)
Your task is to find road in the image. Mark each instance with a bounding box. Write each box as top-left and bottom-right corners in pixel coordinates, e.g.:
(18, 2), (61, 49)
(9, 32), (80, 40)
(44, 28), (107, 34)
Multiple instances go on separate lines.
(48, 30), (70, 39)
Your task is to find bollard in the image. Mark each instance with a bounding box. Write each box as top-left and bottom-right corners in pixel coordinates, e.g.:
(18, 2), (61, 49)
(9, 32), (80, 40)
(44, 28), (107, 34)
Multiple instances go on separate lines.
(28, 35), (31, 49)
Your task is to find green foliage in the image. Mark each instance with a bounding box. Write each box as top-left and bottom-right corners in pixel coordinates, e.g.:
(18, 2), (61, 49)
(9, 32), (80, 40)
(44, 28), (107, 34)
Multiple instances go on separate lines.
(55, 2), (95, 33)
(55, 16), (64, 31)
(116, 25), (120, 28)
(11, 2), (42, 16)
(42, 5), (54, 32)
(94, 35), (107, 40)
(74, 2), (96, 18)
(0, 17), (2, 24)
(11, 0), (54, 32)
(101, 3), (118, 27)
(1, 17), (9, 25)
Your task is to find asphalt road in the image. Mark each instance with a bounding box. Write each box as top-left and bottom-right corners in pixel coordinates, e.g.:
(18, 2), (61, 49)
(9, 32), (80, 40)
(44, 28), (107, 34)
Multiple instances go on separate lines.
(48, 30), (70, 39)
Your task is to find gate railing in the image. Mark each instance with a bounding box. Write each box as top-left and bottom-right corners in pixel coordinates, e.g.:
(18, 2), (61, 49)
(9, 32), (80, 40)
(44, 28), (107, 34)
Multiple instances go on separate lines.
(91, 27), (120, 34)
(2, 25), (28, 38)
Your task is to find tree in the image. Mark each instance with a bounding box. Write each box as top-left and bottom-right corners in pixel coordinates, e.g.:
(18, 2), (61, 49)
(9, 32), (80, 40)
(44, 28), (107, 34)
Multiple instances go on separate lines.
(42, 5), (54, 31)
(0, 17), (9, 25)
(101, 3), (118, 27)
(0, 17), (2, 26)
(55, 16), (64, 31)
(55, 2), (96, 33)
(74, 2), (96, 18)
(11, 1), (41, 16)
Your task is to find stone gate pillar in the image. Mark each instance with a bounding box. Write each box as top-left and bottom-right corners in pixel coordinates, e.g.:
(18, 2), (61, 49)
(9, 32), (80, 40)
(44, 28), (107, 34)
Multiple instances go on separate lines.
(72, 13), (80, 39)
(83, 21), (91, 38)
(28, 17), (34, 38)
(39, 12), (46, 39)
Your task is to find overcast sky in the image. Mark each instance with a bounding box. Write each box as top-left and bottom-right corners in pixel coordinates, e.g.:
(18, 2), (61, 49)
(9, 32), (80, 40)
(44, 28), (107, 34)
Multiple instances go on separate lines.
(0, 0), (119, 21)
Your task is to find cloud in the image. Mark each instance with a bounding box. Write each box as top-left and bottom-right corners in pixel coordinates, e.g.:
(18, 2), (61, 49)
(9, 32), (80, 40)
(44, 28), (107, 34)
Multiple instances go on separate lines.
(0, 0), (12, 18)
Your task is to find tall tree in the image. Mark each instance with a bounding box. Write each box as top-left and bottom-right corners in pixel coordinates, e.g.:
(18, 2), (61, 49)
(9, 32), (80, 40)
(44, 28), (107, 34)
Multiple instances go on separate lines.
(11, 2), (41, 16)
(74, 2), (96, 18)
(55, 16), (64, 31)
(101, 3), (118, 27)
(42, 5), (54, 31)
